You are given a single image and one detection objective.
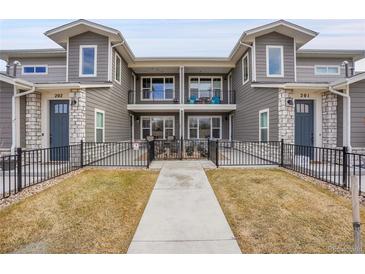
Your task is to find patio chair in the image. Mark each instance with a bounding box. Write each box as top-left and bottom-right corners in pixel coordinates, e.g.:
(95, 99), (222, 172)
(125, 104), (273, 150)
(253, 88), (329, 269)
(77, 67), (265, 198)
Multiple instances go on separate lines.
(211, 96), (221, 104)
(188, 95), (198, 104)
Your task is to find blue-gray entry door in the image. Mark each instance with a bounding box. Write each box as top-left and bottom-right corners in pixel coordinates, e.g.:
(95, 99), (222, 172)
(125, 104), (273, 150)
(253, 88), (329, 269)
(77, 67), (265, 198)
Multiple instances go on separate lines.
(50, 100), (69, 161)
(295, 100), (314, 157)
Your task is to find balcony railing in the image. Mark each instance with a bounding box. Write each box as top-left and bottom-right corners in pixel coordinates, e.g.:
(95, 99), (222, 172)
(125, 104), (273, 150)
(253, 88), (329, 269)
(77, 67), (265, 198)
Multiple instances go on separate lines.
(128, 90), (236, 104)
(128, 90), (179, 104)
(187, 90), (236, 104)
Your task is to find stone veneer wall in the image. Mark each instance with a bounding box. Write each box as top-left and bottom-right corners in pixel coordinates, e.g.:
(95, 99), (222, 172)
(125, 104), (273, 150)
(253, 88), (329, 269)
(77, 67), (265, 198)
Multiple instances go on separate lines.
(25, 92), (42, 149)
(322, 92), (337, 148)
(278, 89), (295, 144)
(69, 89), (86, 144)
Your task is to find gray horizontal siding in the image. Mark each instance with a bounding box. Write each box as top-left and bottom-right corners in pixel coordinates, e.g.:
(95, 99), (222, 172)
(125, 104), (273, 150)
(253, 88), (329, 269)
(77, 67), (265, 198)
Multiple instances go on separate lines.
(297, 57), (353, 83)
(232, 50), (279, 141)
(8, 57), (66, 83)
(68, 32), (109, 83)
(135, 74), (180, 104)
(350, 80), (365, 147)
(85, 51), (131, 142)
(0, 82), (13, 148)
(255, 32), (295, 83)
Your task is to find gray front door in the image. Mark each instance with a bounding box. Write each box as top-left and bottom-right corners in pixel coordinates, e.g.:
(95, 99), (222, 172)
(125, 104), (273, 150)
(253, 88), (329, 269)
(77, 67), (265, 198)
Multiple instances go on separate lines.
(50, 100), (69, 160)
(295, 100), (314, 146)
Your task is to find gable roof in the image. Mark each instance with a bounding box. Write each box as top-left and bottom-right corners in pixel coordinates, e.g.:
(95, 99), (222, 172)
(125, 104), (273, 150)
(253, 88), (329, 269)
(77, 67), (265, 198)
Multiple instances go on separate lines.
(44, 19), (135, 62)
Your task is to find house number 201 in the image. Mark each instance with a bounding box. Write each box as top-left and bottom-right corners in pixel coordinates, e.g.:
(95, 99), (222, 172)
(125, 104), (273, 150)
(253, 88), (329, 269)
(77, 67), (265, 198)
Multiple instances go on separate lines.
(300, 93), (310, 98)
(55, 94), (63, 98)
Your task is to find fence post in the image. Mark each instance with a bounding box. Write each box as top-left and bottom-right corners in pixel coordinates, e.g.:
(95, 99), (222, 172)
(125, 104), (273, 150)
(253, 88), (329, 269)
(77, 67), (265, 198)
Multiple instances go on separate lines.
(342, 146), (348, 189)
(216, 140), (219, 167)
(180, 136), (183, 160)
(280, 139), (284, 167)
(351, 175), (362, 253)
(80, 139), (84, 168)
(16, 147), (22, 192)
(147, 141), (150, 169)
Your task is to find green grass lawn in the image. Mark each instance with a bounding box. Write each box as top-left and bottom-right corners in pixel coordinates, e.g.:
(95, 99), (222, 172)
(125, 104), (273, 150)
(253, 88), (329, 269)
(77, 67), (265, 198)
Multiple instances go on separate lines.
(0, 169), (159, 254)
(206, 168), (365, 254)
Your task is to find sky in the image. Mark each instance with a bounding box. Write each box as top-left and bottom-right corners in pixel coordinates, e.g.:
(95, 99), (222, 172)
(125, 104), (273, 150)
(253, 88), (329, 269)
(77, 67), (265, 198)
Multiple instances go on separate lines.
(0, 19), (365, 71)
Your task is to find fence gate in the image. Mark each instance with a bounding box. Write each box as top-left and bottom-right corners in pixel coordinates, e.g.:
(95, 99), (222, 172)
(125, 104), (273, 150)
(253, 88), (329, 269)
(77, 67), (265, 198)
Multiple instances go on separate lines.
(150, 139), (208, 160)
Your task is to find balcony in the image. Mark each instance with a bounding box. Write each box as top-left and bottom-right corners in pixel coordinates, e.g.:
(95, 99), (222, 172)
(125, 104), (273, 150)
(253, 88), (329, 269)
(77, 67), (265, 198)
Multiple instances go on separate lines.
(128, 90), (236, 105)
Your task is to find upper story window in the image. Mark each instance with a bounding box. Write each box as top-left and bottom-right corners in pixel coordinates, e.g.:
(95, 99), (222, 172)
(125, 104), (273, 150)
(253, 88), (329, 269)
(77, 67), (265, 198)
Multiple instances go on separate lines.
(314, 65), (340, 75)
(266, 45), (284, 77)
(95, 109), (105, 142)
(259, 109), (269, 142)
(141, 76), (174, 100)
(79, 45), (97, 77)
(189, 77), (222, 101)
(22, 65), (48, 75)
(115, 53), (122, 84)
(242, 53), (249, 85)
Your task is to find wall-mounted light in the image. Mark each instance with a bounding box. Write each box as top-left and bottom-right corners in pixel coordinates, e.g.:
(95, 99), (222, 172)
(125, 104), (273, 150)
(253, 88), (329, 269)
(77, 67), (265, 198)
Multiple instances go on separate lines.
(287, 98), (294, 106)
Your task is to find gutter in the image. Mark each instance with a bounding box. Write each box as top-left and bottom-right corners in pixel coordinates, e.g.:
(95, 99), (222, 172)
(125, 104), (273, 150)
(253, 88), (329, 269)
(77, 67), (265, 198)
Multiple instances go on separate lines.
(329, 84), (351, 152)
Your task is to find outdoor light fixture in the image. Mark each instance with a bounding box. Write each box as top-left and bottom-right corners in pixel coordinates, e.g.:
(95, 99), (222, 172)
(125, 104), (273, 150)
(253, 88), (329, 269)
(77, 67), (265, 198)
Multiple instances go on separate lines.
(287, 98), (294, 106)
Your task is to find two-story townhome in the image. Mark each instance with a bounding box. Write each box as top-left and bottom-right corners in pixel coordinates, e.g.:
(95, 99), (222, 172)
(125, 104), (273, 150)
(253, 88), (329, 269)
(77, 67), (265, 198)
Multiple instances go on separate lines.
(0, 19), (365, 156)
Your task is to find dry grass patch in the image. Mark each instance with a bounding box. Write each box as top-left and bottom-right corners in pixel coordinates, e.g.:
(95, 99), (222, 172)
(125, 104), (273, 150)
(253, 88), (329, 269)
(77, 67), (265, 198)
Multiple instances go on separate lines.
(206, 168), (365, 253)
(0, 169), (159, 254)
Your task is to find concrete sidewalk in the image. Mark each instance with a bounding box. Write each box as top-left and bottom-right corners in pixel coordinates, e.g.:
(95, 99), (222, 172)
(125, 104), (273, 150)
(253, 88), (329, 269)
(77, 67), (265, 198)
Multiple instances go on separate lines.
(128, 160), (241, 254)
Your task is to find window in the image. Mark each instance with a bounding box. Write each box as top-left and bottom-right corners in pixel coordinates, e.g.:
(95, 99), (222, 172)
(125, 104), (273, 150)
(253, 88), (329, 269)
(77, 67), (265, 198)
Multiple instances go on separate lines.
(266, 45), (284, 77)
(115, 53), (122, 83)
(259, 109), (269, 142)
(140, 116), (175, 139)
(189, 77), (223, 99)
(22, 65), (48, 75)
(188, 116), (222, 139)
(314, 65), (340, 75)
(79, 45), (97, 77)
(242, 53), (249, 84)
(95, 109), (105, 142)
(141, 77), (174, 100)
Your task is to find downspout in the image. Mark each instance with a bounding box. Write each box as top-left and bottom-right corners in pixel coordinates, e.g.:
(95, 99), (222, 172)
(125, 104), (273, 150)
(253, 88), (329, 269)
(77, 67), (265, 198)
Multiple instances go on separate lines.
(329, 84), (351, 152)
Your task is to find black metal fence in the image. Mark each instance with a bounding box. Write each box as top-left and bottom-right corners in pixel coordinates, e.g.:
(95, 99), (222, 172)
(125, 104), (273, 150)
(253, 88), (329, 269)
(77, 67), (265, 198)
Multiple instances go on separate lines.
(150, 139), (208, 160)
(1, 138), (364, 200)
(1, 145), (81, 199)
(83, 141), (148, 167)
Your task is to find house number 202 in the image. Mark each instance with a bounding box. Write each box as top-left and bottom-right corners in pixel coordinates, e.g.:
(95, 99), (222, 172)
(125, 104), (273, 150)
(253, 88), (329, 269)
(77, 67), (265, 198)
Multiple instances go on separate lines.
(300, 93), (310, 98)
(55, 94), (63, 98)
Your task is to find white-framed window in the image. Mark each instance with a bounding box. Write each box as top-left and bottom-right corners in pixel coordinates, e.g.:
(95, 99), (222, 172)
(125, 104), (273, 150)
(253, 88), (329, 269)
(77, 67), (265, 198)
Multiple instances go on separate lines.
(189, 76), (223, 100)
(115, 53), (122, 84)
(188, 116), (222, 139)
(140, 116), (175, 139)
(259, 109), (269, 142)
(95, 109), (105, 142)
(79, 45), (97, 77)
(22, 65), (48, 75)
(314, 65), (340, 75)
(266, 45), (284, 77)
(242, 53), (249, 85)
(141, 76), (174, 100)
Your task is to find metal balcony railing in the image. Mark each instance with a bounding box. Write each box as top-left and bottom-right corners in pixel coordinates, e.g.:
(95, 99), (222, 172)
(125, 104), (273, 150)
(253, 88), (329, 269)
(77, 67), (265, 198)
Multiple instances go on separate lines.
(128, 90), (236, 105)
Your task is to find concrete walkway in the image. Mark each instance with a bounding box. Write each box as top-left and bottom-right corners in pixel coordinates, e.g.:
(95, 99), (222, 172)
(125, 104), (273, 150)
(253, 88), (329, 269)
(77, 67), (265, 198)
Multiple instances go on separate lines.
(128, 160), (241, 254)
